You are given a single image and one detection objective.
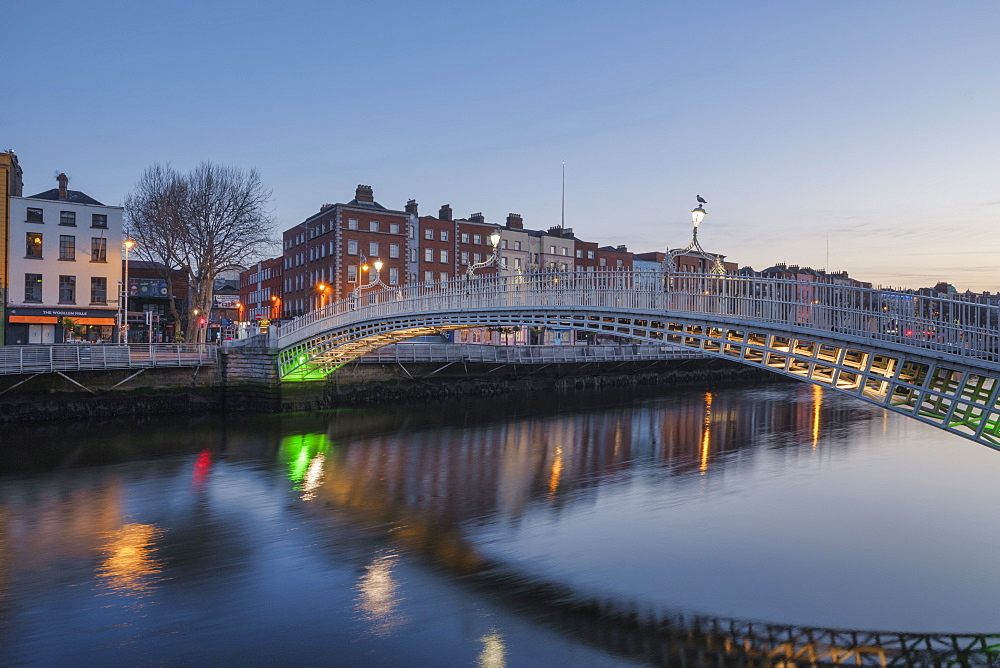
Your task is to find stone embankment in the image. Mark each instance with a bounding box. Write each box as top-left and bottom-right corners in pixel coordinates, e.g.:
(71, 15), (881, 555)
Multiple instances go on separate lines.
(0, 345), (773, 424)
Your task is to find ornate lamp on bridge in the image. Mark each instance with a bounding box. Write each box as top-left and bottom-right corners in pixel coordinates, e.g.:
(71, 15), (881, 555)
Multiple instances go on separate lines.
(465, 228), (504, 279)
(664, 198), (726, 275)
(352, 258), (385, 298)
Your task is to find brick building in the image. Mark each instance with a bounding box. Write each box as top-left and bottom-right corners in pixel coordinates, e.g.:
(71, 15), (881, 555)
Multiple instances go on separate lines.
(239, 256), (283, 321)
(281, 185), (409, 318)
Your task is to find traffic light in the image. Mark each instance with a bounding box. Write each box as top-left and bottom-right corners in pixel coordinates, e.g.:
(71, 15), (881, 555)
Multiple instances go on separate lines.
(198, 317), (207, 327)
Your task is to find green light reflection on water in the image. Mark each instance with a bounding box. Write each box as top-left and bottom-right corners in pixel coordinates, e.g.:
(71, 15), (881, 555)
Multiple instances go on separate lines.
(278, 433), (332, 489)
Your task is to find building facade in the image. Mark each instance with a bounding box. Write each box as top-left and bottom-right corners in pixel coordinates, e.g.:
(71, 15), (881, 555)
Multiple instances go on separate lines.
(6, 173), (123, 344)
(281, 185), (409, 318)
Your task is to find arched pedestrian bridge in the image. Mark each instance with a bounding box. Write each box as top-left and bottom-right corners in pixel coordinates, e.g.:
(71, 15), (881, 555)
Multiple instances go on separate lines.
(273, 270), (1000, 450)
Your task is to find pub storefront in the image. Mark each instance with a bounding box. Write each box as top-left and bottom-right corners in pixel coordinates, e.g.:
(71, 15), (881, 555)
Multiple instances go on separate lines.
(5, 306), (118, 345)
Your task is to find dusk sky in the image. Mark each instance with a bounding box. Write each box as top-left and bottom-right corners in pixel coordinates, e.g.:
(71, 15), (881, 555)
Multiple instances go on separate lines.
(7, 1), (999, 290)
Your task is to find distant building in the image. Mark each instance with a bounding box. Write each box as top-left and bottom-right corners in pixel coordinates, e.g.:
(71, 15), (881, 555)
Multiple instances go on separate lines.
(126, 261), (190, 342)
(5, 172), (122, 344)
(0, 151), (24, 343)
(239, 256), (283, 322)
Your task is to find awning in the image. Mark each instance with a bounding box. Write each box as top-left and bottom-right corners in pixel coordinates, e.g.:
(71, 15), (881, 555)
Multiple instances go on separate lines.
(71, 317), (116, 325)
(9, 316), (58, 324)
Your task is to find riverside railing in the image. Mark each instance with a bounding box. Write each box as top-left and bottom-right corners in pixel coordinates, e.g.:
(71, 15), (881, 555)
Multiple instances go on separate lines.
(275, 270), (1000, 366)
(0, 343), (218, 376)
(355, 343), (708, 364)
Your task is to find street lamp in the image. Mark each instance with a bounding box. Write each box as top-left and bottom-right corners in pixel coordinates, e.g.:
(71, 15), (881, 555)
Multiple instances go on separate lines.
(466, 228), (505, 279)
(119, 239), (135, 344)
(664, 200), (725, 274)
(315, 283), (330, 310)
(353, 258), (385, 298)
(270, 294), (281, 320)
(235, 301), (244, 323)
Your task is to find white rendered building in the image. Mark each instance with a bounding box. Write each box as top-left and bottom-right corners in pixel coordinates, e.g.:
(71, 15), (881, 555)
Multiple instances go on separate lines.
(6, 173), (123, 344)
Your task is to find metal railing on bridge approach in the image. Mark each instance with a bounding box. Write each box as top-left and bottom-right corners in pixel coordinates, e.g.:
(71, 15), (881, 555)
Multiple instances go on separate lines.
(0, 343), (218, 376)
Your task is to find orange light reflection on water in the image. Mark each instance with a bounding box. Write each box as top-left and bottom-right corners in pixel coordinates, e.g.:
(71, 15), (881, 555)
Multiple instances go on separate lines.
(95, 523), (164, 597)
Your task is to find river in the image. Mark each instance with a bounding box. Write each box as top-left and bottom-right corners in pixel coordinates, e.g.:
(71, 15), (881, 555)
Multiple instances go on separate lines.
(2, 380), (999, 665)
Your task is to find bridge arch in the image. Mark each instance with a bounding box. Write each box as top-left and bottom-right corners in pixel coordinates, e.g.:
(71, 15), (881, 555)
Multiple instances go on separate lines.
(272, 271), (1000, 450)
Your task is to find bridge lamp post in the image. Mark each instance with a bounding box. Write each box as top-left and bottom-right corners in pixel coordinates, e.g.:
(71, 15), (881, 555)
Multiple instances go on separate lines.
(353, 259), (385, 298)
(466, 229), (504, 279)
(664, 201), (725, 275)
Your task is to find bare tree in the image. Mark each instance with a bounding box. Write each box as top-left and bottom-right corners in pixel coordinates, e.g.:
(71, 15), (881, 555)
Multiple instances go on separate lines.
(125, 162), (276, 342)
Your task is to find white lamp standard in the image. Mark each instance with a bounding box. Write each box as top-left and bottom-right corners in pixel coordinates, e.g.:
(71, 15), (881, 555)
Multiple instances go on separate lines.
(466, 229), (504, 279)
(664, 200), (725, 275)
(352, 258), (385, 298)
(119, 239), (135, 344)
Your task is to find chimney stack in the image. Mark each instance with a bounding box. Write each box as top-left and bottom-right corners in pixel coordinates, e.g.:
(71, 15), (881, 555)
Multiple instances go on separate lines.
(405, 199), (418, 215)
(469, 212), (485, 223)
(57, 173), (69, 200)
(438, 204), (452, 221)
(355, 184), (374, 203)
(505, 213), (523, 229)
(320, 203), (335, 211)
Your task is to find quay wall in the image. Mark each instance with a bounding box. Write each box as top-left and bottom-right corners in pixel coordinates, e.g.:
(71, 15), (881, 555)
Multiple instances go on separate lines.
(0, 346), (773, 424)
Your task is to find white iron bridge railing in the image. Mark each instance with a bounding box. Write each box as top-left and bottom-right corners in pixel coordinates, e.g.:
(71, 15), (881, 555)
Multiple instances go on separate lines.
(275, 270), (1000, 366)
(354, 343), (709, 365)
(0, 343), (219, 376)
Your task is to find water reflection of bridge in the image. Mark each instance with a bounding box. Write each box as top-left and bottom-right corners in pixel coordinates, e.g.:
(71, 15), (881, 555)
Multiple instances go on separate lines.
(277, 393), (998, 666)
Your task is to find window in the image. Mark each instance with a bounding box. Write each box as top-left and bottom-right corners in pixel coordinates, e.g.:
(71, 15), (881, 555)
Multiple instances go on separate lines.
(91, 214), (107, 228)
(550, 245), (556, 255)
(617, 259), (624, 268)
(389, 222), (399, 234)
(58, 275), (76, 303)
(91, 277), (107, 304)
(440, 230), (449, 242)
(347, 239), (359, 255)
(26, 232), (43, 258)
(424, 228), (434, 240)
(348, 218), (358, 230)
(60, 211), (76, 226)
(24, 274), (42, 302)
(389, 243), (400, 259)
(424, 271), (434, 282)
(59, 235), (76, 260)
(473, 253), (482, 263)
(503, 240), (509, 249)
(27, 208), (43, 223)
(347, 265), (358, 283)
(562, 247), (568, 256)
(515, 241), (522, 251)
(440, 249), (449, 263)
(90, 237), (108, 262)
(388, 267), (399, 285)
(440, 272), (449, 281)
(587, 250), (595, 259)
(424, 248), (433, 262)
(461, 233), (470, 243)
(370, 221), (379, 232)
(514, 258), (522, 270)
(369, 241), (379, 257)
(576, 249), (583, 258)
(473, 234), (482, 245)
(600, 258), (607, 267)
(461, 251), (469, 265)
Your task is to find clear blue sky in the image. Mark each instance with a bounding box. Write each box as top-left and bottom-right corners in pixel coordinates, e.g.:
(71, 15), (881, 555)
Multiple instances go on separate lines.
(7, 1), (1000, 290)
